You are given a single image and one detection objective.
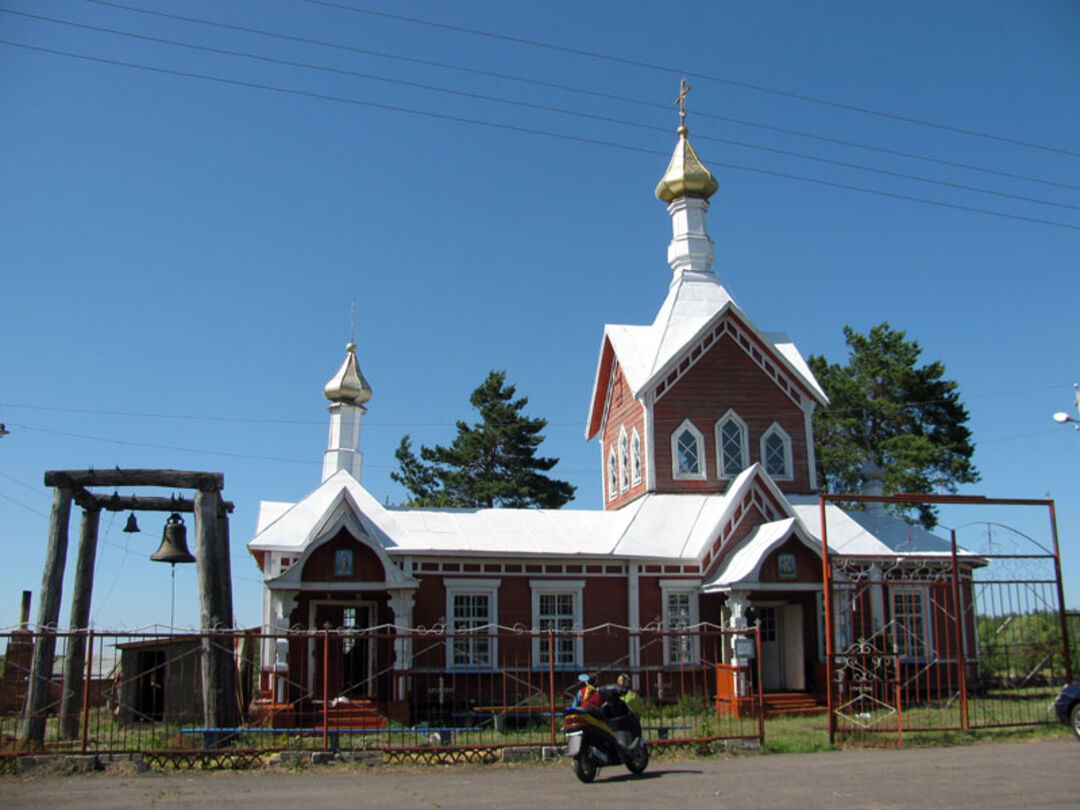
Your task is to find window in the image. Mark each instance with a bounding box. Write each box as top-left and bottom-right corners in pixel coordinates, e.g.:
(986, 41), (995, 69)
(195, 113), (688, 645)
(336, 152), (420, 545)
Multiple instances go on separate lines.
(618, 427), (630, 493)
(445, 579), (499, 670)
(334, 549), (354, 576)
(661, 581), (700, 665)
(715, 410), (748, 478)
(630, 429), (642, 486)
(891, 588), (932, 660)
(671, 419), (705, 480)
(607, 446), (618, 501)
(761, 423), (793, 480)
(531, 581), (584, 669)
(777, 552), (797, 579)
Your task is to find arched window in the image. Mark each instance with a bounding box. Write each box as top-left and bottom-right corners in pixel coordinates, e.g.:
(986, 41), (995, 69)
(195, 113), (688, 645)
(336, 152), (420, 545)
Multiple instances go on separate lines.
(607, 446), (618, 500)
(715, 410), (749, 479)
(671, 419), (706, 480)
(630, 429), (642, 487)
(618, 427), (630, 493)
(761, 423), (793, 480)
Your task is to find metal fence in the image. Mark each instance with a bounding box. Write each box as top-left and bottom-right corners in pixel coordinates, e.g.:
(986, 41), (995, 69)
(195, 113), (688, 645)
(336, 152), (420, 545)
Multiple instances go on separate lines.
(1, 625), (763, 765)
(821, 496), (1074, 745)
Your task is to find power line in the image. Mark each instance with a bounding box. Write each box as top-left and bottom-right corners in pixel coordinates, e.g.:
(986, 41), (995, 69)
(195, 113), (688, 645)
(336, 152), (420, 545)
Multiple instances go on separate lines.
(307, 0), (1080, 159)
(86, 0), (1080, 192)
(8, 9), (1078, 213)
(3, 38), (1078, 233)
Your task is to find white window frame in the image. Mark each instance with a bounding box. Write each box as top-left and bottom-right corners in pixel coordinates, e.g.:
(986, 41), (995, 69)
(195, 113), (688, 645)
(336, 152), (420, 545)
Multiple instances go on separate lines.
(445, 578), (500, 671)
(760, 422), (793, 481)
(530, 580), (584, 670)
(715, 409), (749, 479)
(607, 446), (618, 501)
(890, 586), (934, 662)
(660, 580), (700, 665)
(671, 419), (706, 481)
(630, 428), (642, 487)
(618, 426), (630, 493)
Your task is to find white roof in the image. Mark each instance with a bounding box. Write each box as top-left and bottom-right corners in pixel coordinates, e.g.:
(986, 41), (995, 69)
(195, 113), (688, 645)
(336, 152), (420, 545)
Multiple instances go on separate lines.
(702, 518), (800, 589)
(787, 495), (962, 556)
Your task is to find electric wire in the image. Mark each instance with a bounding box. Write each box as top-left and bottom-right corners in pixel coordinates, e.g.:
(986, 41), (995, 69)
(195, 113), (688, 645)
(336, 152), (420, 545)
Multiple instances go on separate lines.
(307, 0), (1080, 158)
(7, 9), (1078, 213)
(84, 0), (1080, 192)
(3, 37), (1078, 233)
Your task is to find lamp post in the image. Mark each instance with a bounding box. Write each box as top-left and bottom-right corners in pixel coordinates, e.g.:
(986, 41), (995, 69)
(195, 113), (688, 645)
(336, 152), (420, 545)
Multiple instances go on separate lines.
(1052, 383), (1080, 431)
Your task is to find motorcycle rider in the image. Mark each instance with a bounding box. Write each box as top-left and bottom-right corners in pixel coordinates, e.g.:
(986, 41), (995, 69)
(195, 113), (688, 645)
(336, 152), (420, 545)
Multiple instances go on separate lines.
(616, 673), (640, 710)
(572, 673), (602, 709)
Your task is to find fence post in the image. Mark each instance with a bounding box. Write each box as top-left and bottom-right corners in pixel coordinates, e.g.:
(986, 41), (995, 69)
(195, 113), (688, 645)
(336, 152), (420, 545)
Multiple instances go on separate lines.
(949, 529), (970, 730)
(322, 628), (330, 752)
(1048, 502), (1073, 682)
(80, 629), (94, 753)
(819, 494), (836, 745)
(548, 630), (556, 745)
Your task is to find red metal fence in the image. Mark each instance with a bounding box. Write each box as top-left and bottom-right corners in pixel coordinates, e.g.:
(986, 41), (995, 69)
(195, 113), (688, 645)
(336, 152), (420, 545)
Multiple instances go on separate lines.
(821, 495), (1074, 745)
(1, 625), (763, 764)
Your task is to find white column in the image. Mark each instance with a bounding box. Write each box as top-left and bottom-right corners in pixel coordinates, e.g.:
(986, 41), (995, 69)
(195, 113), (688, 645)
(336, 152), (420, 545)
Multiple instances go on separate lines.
(322, 402), (366, 482)
(627, 563), (640, 679)
(388, 590), (415, 701)
(726, 590), (751, 697)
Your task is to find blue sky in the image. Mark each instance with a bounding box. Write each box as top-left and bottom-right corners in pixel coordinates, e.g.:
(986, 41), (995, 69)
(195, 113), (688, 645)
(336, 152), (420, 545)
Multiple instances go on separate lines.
(1, 0), (1078, 630)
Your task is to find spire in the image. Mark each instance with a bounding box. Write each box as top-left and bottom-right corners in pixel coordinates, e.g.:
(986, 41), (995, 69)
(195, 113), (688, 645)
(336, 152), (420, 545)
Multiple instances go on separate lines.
(322, 342), (371, 483)
(655, 80), (719, 283)
(654, 79), (719, 204)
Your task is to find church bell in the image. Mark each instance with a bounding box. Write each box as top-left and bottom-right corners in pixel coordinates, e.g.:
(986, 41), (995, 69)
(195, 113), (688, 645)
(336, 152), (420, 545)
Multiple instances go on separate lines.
(151, 512), (196, 564)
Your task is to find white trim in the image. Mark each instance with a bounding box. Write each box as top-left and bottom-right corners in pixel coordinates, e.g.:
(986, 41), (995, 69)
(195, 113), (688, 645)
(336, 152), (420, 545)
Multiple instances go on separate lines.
(618, 426), (630, 494)
(715, 409), (749, 479)
(804, 406), (819, 490)
(607, 445), (618, 501)
(671, 418), (706, 481)
(630, 428), (643, 487)
(660, 580), (701, 665)
(890, 585), (935, 662)
(644, 396), (656, 492)
(530, 580), (585, 670)
(445, 579), (500, 671)
(761, 422), (794, 481)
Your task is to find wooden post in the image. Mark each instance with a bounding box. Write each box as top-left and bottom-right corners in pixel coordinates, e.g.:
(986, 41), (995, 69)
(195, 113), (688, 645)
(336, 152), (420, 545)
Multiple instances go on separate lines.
(22, 486), (73, 744)
(59, 507), (101, 739)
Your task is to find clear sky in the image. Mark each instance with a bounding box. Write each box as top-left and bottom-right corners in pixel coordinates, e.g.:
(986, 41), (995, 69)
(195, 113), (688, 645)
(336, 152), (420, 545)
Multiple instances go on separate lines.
(1, 0), (1078, 631)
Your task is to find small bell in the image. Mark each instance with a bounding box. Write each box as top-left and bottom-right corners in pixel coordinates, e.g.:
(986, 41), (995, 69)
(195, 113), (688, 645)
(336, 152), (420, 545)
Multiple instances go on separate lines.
(123, 512), (140, 533)
(151, 513), (196, 564)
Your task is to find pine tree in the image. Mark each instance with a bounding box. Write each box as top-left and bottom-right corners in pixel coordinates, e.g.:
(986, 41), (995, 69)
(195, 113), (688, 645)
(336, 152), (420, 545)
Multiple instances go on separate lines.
(808, 322), (978, 528)
(391, 370), (576, 509)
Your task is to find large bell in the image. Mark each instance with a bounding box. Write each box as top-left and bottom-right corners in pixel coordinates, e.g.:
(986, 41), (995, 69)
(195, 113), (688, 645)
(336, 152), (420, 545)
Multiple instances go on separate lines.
(151, 512), (196, 564)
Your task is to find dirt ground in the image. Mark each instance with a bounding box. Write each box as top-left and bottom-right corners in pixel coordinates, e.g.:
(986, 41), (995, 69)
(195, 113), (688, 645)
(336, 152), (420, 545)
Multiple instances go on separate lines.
(1, 739), (1076, 809)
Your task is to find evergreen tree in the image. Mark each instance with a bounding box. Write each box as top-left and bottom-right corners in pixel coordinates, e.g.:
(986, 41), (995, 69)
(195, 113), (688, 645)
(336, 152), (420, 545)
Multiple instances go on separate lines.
(808, 322), (978, 528)
(391, 370), (576, 509)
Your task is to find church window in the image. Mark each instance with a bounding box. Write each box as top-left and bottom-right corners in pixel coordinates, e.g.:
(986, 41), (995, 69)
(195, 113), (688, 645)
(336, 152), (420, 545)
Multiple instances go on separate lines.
(531, 580), (584, 669)
(761, 423), (793, 480)
(618, 427), (630, 493)
(715, 410), (748, 478)
(607, 446), (618, 500)
(630, 429), (642, 486)
(891, 588), (932, 661)
(445, 579), (499, 670)
(671, 419), (705, 480)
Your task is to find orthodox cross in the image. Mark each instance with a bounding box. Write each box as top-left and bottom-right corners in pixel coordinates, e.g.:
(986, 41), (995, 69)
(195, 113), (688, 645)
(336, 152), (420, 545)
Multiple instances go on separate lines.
(675, 78), (691, 128)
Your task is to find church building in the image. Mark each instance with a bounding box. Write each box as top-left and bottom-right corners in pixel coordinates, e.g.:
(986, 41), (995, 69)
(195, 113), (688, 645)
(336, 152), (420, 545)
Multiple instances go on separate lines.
(246, 101), (962, 722)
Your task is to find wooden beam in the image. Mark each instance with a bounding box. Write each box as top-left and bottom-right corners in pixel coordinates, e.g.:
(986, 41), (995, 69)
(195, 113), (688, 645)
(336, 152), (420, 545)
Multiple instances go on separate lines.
(44, 469), (224, 490)
(89, 494), (235, 514)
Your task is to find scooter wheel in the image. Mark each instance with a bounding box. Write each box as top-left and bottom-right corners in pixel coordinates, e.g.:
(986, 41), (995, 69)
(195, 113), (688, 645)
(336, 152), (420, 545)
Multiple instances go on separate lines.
(572, 754), (597, 783)
(625, 742), (649, 775)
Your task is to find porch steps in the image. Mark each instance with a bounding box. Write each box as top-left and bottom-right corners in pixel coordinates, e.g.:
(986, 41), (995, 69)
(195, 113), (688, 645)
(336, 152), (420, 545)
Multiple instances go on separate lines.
(322, 699), (387, 729)
(762, 692), (823, 717)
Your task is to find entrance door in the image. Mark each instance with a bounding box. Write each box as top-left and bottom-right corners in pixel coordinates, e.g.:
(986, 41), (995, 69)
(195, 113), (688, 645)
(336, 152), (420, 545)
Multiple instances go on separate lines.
(312, 603), (373, 700)
(758, 604), (806, 691)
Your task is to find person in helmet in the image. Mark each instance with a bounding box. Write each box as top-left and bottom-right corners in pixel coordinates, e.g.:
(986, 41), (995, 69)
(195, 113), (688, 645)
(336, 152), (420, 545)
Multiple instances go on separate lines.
(572, 673), (602, 709)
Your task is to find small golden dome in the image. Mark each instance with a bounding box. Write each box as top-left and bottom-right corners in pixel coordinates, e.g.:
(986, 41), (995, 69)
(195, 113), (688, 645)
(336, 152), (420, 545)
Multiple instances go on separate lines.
(655, 125), (719, 203)
(324, 343), (372, 405)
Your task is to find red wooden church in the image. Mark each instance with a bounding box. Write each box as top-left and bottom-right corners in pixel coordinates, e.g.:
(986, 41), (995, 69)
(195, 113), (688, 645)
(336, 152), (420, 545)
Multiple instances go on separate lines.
(247, 105), (970, 725)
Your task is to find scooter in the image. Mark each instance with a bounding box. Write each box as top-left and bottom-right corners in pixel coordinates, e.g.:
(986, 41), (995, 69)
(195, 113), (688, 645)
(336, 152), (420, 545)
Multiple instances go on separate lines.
(563, 684), (649, 783)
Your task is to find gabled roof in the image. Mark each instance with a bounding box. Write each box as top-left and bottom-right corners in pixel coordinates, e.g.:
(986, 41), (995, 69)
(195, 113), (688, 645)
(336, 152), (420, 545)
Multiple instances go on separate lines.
(701, 517), (810, 591)
(586, 277), (826, 439)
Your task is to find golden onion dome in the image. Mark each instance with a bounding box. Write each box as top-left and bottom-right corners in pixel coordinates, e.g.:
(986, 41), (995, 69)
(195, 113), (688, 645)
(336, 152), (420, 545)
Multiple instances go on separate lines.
(654, 125), (719, 203)
(324, 342), (372, 405)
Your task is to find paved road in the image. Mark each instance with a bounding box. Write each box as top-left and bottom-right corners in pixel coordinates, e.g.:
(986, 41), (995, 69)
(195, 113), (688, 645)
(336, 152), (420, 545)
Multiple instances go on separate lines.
(1, 740), (1075, 809)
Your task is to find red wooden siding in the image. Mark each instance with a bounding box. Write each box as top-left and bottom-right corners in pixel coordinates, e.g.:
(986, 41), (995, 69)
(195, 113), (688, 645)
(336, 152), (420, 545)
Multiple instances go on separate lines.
(653, 331), (811, 493)
(600, 364), (647, 510)
(301, 528), (386, 581)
